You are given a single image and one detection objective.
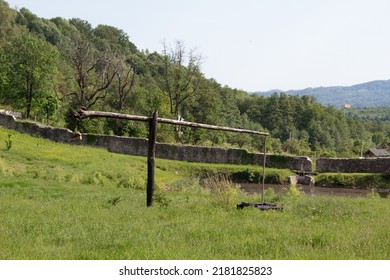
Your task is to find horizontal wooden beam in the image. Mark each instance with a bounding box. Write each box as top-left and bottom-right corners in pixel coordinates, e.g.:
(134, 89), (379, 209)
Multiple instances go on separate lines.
(76, 109), (269, 136)
(77, 110), (150, 122)
(158, 117), (268, 136)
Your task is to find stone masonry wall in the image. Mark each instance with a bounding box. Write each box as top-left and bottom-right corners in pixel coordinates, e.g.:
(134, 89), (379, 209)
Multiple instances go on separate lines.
(0, 111), (312, 171)
(316, 158), (390, 173)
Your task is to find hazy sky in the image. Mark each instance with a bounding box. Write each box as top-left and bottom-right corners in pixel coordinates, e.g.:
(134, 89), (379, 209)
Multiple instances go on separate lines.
(5, 0), (390, 91)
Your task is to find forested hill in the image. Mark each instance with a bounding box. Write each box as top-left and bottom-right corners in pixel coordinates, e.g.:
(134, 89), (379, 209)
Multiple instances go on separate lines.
(254, 80), (390, 108)
(1, 0), (390, 158)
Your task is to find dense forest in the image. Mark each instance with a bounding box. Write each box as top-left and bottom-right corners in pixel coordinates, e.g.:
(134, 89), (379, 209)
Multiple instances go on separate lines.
(344, 107), (390, 122)
(1, 1), (389, 158)
(255, 80), (390, 108)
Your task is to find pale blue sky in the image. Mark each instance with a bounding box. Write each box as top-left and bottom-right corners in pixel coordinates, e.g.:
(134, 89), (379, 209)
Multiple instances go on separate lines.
(5, 0), (390, 91)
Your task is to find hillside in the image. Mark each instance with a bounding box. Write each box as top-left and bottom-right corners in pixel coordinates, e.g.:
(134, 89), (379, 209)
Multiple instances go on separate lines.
(1, 1), (390, 158)
(254, 80), (390, 108)
(345, 107), (390, 122)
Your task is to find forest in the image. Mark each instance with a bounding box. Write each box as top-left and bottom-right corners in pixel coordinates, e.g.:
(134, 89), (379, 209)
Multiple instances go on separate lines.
(1, 0), (389, 158)
(255, 80), (390, 108)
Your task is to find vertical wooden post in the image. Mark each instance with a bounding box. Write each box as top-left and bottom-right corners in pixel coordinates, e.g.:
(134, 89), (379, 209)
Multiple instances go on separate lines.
(147, 111), (158, 207)
(261, 135), (267, 204)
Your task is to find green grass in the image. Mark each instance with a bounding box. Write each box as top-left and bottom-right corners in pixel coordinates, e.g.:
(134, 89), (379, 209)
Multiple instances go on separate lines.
(315, 172), (390, 189)
(0, 128), (389, 260)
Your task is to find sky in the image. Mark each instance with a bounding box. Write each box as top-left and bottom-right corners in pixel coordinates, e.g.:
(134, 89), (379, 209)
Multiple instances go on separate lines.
(4, 0), (390, 92)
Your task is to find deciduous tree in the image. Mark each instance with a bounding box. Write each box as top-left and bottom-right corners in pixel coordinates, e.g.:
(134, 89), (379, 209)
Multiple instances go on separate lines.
(160, 40), (202, 117)
(9, 34), (58, 118)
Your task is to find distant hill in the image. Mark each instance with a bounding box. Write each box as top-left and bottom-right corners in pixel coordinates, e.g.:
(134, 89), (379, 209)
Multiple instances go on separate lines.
(253, 80), (390, 108)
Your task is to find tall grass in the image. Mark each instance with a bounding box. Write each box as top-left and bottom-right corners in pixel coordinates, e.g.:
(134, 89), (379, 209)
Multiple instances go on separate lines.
(0, 127), (389, 260)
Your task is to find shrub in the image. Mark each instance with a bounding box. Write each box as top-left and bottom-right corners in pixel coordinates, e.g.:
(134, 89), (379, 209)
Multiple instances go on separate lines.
(153, 189), (171, 207)
(381, 171), (390, 181)
(262, 187), (282, 203)
(284, 184), (303, 197)
(82, 171), (105, 186)
(5, 133), (12, 151)
(202, 175), (243, 208)
(117, 176), (144, 190)
(231, 169), (258, 183)
(266, 172), (284, 184)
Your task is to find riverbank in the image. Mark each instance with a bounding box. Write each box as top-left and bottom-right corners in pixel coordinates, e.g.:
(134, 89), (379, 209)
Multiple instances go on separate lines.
(314, 172), (390, 191)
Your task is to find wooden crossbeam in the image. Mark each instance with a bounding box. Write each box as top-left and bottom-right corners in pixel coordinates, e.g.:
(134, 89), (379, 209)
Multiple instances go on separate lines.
(76, 109), (269, 136)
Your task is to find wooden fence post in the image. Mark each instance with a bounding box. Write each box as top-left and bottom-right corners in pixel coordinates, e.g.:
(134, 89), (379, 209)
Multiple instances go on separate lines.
(147, 111), (158, 207)
(261, 135), (267, 204)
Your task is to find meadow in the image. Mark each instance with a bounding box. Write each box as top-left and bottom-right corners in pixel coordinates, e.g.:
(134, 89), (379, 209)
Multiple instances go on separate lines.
(0, 128), (389, 259)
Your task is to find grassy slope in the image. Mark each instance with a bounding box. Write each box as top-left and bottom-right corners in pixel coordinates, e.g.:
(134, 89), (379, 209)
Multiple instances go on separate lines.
(0, 127), (389, 260)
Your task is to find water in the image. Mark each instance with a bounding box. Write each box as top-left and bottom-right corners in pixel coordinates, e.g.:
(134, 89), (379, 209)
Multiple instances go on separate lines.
(240, 183), (390, 198)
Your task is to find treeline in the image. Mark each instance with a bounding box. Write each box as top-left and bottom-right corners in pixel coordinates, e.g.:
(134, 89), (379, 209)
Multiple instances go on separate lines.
(0, 1), (389, 157)
(345, 107), (390, 122)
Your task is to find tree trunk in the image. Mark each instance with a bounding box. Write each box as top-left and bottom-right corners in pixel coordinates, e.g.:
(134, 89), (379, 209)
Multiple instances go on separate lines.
(26, 79), (33, 119)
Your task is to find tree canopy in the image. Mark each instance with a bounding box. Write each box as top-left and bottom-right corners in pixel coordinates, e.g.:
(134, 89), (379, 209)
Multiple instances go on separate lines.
(1, 1), (389, 157)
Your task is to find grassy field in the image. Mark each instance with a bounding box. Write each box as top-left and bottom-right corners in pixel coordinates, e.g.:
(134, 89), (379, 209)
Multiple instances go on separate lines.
(0, 128), (389, 260)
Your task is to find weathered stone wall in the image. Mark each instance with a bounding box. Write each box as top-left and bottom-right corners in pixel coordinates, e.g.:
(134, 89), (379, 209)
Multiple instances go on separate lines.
(316, 158), (390, 173)
(0, 111), (16, 129)
(0, 112), (76, 141)
(0, 111), (312, 171)
(108, 139), (312, 170)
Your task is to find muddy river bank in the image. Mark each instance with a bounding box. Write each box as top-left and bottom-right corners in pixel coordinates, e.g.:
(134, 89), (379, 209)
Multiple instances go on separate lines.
(240, 183), (390, 198)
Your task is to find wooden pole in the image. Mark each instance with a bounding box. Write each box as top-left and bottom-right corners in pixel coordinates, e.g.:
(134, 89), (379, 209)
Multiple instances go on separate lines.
(76, 109), (268, 136)
(147, 111), (158, 207)
(261, 135), (267, 204)
(157, 117), (269, 136)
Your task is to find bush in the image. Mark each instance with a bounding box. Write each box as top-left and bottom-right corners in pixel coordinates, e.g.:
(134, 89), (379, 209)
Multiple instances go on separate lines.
(202, 175), (243, 208)
(82, 171), (105, 186)
(284, 184), (303, 197)
(231, 169), (258, 183)
(316, 173), (387, 189)
(381, 171), (390, 181)
(117, 176), (144, 190)
(5, 133), (12, 151)
(153, 189), (171, 207)
(266, 172), (284, 184)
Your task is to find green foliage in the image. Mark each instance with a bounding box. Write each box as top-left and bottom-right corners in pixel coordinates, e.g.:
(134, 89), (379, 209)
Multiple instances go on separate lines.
(345, 106), (390, 122)
(40, 95), (59, 124)
(107, 196), (121, 207)
(256, 80), (390, 108)
(202, 176), (244, 208)
(230, 169), (284, 185)
(4, 133), (12, 151)
(284, 184), (303, 197)
(117, 176), (144, 190)
(153, 189), (171, 207)
(82, 171), (106, 186)
(315, 173), (390, 189)
(0, 4), (389, 157)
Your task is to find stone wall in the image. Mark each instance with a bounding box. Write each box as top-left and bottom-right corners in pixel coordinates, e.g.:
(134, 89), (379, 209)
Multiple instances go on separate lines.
(0, 111), (312, 171)
(316, 158), (390, 173)
(80, 133), (312, 170)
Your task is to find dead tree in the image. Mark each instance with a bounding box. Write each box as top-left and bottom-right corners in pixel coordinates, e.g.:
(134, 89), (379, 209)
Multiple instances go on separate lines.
(66, 40), (119, 109)
(160, 41), (203, 117)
